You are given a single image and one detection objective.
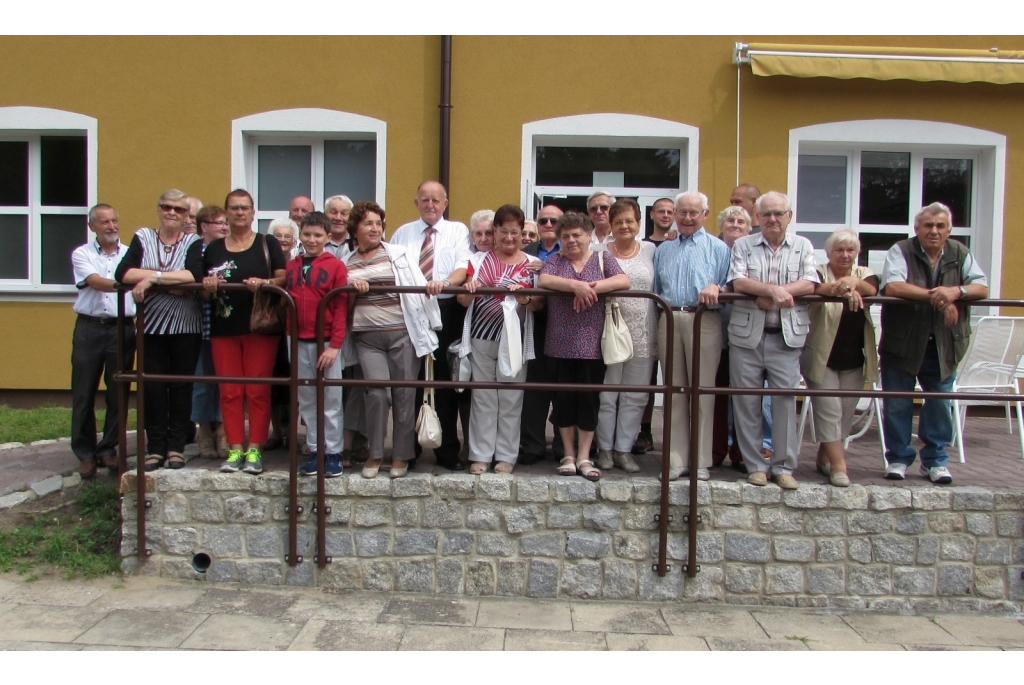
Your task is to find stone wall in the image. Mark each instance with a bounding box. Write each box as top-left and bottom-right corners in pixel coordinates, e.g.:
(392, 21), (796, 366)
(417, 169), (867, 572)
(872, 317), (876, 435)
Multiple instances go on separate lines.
(121, 470), (1024, 612)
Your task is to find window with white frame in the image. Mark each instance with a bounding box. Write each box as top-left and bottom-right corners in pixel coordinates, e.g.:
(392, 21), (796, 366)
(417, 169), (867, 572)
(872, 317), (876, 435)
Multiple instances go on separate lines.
(0, 107), (97, 294)
(788, 120), (1005, 295)
(230, 109), (387, 233)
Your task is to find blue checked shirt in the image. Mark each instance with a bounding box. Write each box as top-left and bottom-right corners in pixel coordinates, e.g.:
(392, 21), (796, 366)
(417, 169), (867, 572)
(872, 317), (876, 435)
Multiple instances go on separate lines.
(653, 227), (731, 308)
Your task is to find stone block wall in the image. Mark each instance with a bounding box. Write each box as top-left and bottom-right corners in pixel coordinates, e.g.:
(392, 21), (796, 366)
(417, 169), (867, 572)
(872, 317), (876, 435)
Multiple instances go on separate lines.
(121, 471), (1024, 611)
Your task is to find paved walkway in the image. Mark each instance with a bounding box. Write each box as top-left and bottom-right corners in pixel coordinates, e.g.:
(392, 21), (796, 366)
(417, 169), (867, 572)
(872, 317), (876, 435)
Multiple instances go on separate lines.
(0, 573), (1022, 650)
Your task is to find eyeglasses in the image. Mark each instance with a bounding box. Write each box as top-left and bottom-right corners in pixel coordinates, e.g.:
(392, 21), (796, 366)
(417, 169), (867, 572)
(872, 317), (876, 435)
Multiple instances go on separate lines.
(159, 204), (189, 214)
(588, 204), (611, 213)
(203, 220), (229, 227)
(537, 217), (559, 225)
(758, 210), (791, 218)
(227, 204), (254, 212)
(676, 210), (705, 218)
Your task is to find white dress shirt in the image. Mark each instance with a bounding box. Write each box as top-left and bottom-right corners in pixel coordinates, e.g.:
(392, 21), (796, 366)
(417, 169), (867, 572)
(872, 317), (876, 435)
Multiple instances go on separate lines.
(72, 239), (136, 318)
(388, 217), (472, 299)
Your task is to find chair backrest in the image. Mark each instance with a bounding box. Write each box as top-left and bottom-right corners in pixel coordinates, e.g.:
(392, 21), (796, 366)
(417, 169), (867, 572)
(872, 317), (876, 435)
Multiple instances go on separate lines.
(957, 316), (1024, 387)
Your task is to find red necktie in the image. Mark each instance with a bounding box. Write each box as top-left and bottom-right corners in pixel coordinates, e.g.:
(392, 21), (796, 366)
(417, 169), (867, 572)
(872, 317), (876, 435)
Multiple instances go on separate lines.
(419, 226), (435, 281)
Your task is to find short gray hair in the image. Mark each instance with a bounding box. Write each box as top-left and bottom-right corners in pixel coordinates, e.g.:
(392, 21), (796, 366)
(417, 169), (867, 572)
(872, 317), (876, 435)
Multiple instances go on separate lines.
(268, 217), (299, 240)
(587, 191), (616, 207)
(325, 195), (353, 211)
(717, 205), (751, 229)
(88, 203), (116, 223)
(675, 190), (709, 212)
(470, 209), (495, 232)
(914, 202), (953, 228)
(824, 228), (860, 256)
(755, 190), (792, 214)
(158, 189), (188, 207)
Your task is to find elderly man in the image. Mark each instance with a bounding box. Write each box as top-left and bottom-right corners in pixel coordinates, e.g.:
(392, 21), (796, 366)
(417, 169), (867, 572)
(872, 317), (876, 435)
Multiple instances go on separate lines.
(184, 196), (202, 235)
(324, 195), (353, 260)
(653, 191), (731, 480)
(390, 181), (472, 470)
(587, 191), (616, 244)
(727, 191), (818, 488)
(730, 183), (761, 231)
(880, 202), (988, 484)
(520, 204), (565, 463)
(70, 204), (137, 478)
(289, 196), (315, 224)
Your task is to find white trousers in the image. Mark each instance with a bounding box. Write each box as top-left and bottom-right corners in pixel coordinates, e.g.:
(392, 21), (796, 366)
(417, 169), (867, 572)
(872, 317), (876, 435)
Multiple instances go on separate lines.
(289, 339), (343, 454)
(597, 356), (656, 453)
(468, 338), (526, 464)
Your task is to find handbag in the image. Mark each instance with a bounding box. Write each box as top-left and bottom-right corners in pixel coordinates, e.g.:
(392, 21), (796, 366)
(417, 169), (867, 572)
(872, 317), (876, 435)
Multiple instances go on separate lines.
(249, 234), (286, 335)
(416, 355), (443, 449)
(598, 250), (633, 364)
(447, 338), (472, 391)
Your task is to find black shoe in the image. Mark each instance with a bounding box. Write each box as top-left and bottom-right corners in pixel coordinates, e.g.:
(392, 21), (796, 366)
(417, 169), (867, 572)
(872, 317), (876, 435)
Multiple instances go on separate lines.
(437, 457), (466, 471)
(632, 430), (654, 455)
(731, 461), (748, 474)
(519, 452), (543, 465)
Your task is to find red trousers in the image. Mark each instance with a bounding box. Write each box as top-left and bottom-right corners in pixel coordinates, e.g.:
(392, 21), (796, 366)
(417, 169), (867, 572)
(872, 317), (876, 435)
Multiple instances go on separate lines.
(211, 333), (279, 446)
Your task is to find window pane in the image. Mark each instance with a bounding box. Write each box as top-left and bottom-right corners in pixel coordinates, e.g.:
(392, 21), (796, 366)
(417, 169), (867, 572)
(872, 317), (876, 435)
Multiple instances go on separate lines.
(258, 219), (272, 235)
(257, 146), (311, 211)
(324, 140), (376, 202)
(796, 155), (847, 224)
(536, 147), (681, 188)
(0, 214), (29, 278)
(923, 158), (972, 228)
(41, 136), (87, 207)
(859, 152), (910, 225)
(41, 214), (86, 284)
(0, 141), (29, 207)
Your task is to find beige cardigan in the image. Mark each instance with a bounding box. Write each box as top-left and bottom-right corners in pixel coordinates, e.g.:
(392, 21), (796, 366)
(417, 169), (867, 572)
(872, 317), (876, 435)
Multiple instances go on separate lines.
(800, 264), (879, 385)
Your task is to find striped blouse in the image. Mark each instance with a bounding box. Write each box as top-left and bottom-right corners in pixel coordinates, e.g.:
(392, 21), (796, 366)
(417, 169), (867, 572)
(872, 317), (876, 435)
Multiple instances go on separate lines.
(117, 228), (203, 336)
(347, 249), (405, 332)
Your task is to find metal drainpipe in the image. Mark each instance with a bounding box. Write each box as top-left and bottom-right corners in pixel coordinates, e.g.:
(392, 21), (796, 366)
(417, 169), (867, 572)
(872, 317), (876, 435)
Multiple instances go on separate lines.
(439, 35), (453, 219)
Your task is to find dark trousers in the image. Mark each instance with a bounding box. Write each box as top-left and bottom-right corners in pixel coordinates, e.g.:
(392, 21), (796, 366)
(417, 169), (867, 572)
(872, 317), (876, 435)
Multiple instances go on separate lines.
(519, 318), (562, 457)
(712, 346), (742, 466)
(71, 317), (136, 462)
(417, 298), (467, 460)
(552, 358), (606, 432)
(142, 333), (201, 457)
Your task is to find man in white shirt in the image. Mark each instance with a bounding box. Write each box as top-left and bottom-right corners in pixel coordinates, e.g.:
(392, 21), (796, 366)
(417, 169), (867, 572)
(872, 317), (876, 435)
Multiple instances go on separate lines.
(587, 191), (616, 245)
(70, 204), (137, 478)
(389, 181), (471, 470)
(324, 195), (354, 260)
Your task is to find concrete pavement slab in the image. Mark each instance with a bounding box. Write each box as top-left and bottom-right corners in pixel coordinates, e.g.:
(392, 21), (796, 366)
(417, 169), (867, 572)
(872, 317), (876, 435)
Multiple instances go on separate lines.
(661, 607), (768, 640)
(807, 642), (906, 651)
(398, 624), (505, 650)
(185, 586), (298, 618)
(281, 592), (388, 623)
(0, 604), (104, 642)
(606, 633), (709, 651)
(0, 640), (84, 650)
(379, 596), (479, 626)
(476, 598), (573, 631)
(0, 578), (111, 607)
(932, 615), (1024, 647)
(571, 603), (672, 635)
(752, 610), (869, 646)
(842, 614), (962, 645)
(504, 628), (606, 650)
(0, 602), (15, 618)
(288, 619), (404, 651)
(179, 613), (303, 650)
(88, 587), (205, 612)
(706, 637), (810, 650)
(904, 644), (1001, 651)
(73, 609), (208, 648)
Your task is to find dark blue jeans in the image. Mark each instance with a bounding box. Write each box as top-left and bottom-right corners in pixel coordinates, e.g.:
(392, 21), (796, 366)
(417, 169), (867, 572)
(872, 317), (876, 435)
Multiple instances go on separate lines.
(880, 342), (954, 468)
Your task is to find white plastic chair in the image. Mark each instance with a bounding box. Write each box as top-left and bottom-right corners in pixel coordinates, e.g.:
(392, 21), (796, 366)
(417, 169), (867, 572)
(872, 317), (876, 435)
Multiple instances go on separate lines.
(950, 316), (1024, 462)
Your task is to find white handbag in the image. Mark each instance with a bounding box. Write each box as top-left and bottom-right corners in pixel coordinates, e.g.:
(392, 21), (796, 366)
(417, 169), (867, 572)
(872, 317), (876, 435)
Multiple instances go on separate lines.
(416, 355), (443, 449)
(598, 251), (633, 365)
(497, 296), (524, 381)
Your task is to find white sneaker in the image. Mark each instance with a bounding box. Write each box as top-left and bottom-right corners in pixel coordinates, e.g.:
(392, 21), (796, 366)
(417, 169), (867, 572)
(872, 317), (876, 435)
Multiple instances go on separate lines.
(884, 462), (907, 480)
(696, 468), (710, 481)
(921, 464), (953, 484)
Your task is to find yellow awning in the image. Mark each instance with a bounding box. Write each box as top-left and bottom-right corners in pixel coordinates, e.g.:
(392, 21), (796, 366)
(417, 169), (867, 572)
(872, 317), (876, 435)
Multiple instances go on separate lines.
(736, 43), (1024, 85)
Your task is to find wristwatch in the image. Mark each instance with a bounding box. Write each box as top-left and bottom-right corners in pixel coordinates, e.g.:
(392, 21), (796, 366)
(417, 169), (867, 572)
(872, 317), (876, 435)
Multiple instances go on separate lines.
(958, 286), (968, 299)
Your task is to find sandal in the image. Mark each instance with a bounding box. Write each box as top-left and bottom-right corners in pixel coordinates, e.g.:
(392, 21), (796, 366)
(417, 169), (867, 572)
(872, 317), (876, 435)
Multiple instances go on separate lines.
(576, 459), (601, 481)
(144, 454), (166, 472)
(167, 452), (186, 470)
(557, 456), (577, 476)
(469, 462), (488, 475)
(340, 449), (354, 469)
(494, 461), (514, 474)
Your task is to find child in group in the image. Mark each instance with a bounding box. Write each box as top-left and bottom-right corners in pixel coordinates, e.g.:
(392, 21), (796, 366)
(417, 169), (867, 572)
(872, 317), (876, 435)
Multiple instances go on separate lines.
(285, 211), (349, 477)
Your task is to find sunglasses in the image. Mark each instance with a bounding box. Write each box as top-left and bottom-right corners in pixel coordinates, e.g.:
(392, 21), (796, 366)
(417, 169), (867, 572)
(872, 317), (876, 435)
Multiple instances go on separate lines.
(537, 217), (559, 225)
(159, 204), (189, 214)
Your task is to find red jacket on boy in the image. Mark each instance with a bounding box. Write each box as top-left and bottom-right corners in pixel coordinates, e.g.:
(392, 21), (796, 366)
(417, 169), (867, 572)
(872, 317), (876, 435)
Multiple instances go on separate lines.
(285, 252), (348, 348)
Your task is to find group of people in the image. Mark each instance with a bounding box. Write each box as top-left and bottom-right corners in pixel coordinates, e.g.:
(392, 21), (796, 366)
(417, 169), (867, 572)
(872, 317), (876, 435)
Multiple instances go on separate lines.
(70, 180), (986, 488)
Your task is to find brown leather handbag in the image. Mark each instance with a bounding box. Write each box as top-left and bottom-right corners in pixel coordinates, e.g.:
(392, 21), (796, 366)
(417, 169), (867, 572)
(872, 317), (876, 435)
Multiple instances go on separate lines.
(249, 234), (286, 335)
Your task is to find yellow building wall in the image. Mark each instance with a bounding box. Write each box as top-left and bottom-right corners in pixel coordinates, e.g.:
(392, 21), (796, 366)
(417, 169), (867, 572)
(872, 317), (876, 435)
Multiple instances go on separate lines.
(3, 35), (1023, 389)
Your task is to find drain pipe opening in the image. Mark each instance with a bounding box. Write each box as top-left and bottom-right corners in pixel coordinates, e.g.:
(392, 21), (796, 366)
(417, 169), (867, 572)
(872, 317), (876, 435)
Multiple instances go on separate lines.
(191, 552), (212, 574)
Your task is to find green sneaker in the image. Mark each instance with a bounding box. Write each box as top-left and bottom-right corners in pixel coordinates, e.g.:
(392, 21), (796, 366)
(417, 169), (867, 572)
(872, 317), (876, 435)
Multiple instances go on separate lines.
(242, 447), (263, 475)
(220, 449), (244, 473)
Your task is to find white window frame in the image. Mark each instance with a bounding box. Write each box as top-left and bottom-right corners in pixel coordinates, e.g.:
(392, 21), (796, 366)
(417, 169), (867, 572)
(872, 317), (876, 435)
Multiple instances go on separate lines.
(520, 113), (700, 217)
(231, 108), (387, 227)
(0, 107), (97, 300)
(788, 119), (1005, 297)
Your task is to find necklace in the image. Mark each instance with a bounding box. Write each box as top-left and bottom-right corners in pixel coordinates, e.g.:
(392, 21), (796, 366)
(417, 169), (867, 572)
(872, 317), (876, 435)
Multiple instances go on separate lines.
(611, 241), (639, 260)
(156, 230), (184, 271)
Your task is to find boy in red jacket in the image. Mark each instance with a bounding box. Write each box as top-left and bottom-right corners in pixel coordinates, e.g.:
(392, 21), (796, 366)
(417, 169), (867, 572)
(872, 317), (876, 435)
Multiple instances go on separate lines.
(286, 211), (348, 477)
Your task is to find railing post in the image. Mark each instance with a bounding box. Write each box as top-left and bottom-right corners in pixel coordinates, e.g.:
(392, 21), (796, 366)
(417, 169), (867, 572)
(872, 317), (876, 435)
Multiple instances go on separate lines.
(134, 301), (149, 562)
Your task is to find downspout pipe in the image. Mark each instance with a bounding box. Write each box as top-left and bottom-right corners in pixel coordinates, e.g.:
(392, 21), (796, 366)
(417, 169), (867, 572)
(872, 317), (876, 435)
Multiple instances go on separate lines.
(439, 35), (453, 219)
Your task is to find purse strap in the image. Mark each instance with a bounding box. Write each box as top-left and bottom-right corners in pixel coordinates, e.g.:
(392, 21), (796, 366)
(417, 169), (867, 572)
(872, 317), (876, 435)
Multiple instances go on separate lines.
(259, 233), (272, 276)
(424, 354), (435, 407)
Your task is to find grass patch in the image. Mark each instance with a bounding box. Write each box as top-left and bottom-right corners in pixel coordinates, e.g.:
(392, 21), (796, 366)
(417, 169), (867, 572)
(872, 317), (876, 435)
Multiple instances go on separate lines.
(0, 404), (137, 444)
(0, 481), (122, 579)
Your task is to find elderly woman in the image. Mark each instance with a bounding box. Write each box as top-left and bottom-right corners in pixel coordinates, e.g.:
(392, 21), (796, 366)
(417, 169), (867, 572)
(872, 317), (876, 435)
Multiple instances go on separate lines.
(469, 209), (495, 253)
(202, 189), (287, 475)
(521, 220), (539, 248)
(801, 228), (878, 487)
(595, 199), (656, 473)
(346, 201), (440, 479)
(457, 205), (544, 474)
(115, 189), (204, 471)
(191, 205), (230, 459)
(539, 212), (630, 480)
(270, 217), (301, 259)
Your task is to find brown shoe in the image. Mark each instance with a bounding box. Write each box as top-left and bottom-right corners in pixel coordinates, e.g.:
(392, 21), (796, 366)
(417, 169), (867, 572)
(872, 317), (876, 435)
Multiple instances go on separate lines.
(197, 424), (218, 459)
(747, 471), (767, 486)
(79, 458), (98, 479)
(762, 448), (774, 460)
(98, 452), (119, 470)
(773, 473), (799, 490)
(214, 424), (230, 459)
